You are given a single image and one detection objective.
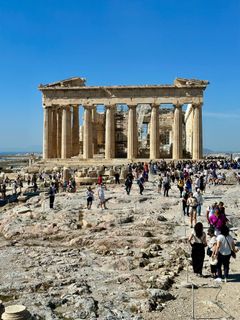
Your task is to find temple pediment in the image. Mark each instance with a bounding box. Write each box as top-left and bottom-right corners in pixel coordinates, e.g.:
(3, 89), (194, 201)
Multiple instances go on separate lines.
(39, 77), (86, 88)
(174, 78), (209, 87)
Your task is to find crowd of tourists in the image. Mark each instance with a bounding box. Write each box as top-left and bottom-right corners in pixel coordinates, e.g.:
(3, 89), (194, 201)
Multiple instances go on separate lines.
(0, 158), (239, 282)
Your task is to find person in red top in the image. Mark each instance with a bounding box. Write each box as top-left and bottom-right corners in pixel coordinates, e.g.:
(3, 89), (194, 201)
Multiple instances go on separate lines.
(97, 174), (103, 185)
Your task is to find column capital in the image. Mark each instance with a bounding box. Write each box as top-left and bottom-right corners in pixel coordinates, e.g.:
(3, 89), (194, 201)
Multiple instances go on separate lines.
(151, 103), (159, 109)
(105, 104), (115, 110)
(128, 104), (137, 109)
(173, 103), (183, 109)
(83, 105), (94, 110)
(192, 102), (202, 109)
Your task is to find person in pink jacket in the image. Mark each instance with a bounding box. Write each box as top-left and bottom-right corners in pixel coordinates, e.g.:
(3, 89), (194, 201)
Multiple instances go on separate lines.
(209, 208), (227, 235)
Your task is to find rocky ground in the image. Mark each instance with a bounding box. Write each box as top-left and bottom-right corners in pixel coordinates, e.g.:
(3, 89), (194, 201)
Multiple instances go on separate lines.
(0, 172), (239, 320)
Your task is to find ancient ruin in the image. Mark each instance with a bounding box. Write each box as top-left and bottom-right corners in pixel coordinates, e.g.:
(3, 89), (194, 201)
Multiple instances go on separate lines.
(39, 77), (209, 161)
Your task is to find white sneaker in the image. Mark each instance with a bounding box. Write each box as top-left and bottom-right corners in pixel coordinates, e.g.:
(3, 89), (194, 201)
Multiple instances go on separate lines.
(224, 278), (227, 283)
(214, 277), (222, 282)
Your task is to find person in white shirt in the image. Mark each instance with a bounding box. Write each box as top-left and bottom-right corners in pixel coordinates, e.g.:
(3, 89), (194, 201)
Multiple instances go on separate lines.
(193, 188), (203, 216)
(214, 225), (238, 282)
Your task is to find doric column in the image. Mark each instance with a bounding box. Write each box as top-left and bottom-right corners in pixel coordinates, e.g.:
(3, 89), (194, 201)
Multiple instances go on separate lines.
(150, 104), (159, 159)
(43, 106), (50, 159)
(57, 108), (62, 158)
(192, 103), (203, 159)
(127, 105), (137, 159)
(105, 105), (115, 159)
(72, 105), (79, 156)
(92, 107), (98, 154)
(48, 108), (53, 158)
(52, 108), (57, 158)
(172, 104), (183, 159)
(83, 106), (93, 159)
(61, 106), (72, 159)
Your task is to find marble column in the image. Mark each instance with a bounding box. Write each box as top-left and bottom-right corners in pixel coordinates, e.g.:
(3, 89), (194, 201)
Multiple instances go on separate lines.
(172, 104), (183, 159)
(150, 104), (159, 159)
(127, 105), (137, 159)
(61, 106), (72, 159)
(105, 105), (115, 159)
(48, 108), (53, 158)
(57, 108), (62, 158)
(83, 106), (93, 159)
(92, 107), (98, 154)
(72, 105), (79, 156)
(43, 107), (50, 159)
(52, 108), (57, 158)
(192, 103), (203, 159)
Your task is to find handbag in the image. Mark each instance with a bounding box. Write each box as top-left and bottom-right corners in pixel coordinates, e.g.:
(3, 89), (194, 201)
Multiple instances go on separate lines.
(210, 255), (218, 265)
(225, 236), (236, 259)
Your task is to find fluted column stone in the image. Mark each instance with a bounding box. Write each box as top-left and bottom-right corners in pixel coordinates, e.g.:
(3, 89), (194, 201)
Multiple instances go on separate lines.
(105, 105), (115, 159)
(57, 108), (62, 158)
(83, 106), (93, 159)
(192, 103), (202, 159)
(52, 108), (57, 158)
(150, 104), (159, 159)
(72, 105), (79, 156)
(61, 106), (72, 159)
(127, 105), (137, 159)
(172, 104), (183, 159)
(43, 106), (50, 159)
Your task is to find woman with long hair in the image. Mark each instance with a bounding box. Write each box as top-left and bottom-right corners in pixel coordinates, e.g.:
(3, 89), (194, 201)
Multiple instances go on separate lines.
(188, 222), (207, 276)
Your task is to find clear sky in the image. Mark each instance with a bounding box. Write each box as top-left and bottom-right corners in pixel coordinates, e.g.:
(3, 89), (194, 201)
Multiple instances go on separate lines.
(0, 0), (239, 152)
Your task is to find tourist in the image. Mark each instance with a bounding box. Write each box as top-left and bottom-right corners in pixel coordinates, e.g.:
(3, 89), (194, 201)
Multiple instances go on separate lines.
(86, 186), (94, 209)
(188, 222), (207, 277)
(209, 207), (227, 236)
(177, 178), (184, 198)
(157, 174), (163, 193)
(137, 174), (145, 195)
(193, 188), (203, 216)
(207, 226), (217, 278)
(97, 174), (103, 186)
(114, 172), (120, 184)
(187, 192), (198, 228)
(162, 174), (171, 197)
(182, 187), (189, 216)
(206, 202), (218, 223)
(12, 180), (17, 195)
(214, 225), (238, 282)
(98, 184), (107, 209)
(125, 173), (133, 195)
(49, 182), (56, 209)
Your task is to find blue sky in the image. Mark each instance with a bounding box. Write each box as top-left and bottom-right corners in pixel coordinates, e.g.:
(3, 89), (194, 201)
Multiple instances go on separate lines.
(0, 0), (239, 152)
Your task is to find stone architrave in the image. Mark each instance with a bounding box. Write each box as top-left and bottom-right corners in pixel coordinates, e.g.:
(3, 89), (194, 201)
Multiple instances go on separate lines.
(172, 104), (183, 159)
(72, 105), (79, 156)
(61, 106), (72, 159)
(105, 105), (115, 159)
(127, 105), (137, 159)
(83, 106), (93, 159)
(150, 104), (159, 159)
(57, 108), (62, 158)
(192, 103), (202, 159)
(43, 106), (50, 159)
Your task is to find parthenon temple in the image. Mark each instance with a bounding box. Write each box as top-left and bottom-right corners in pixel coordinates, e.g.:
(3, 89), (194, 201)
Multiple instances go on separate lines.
(39, 77), (209, 161)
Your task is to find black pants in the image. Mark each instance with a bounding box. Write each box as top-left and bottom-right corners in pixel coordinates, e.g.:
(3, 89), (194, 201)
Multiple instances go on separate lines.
(49, 195), (55, 209)
(191, 243), (205, 275)
(126, 185), (132, 195)
(217, 253), (231, 278)
(139, 184), (144, 195)
(182, 201), (189, 216)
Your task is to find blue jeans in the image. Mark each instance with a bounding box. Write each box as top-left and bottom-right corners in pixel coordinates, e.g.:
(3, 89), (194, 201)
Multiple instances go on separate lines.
(197, 204), (201, 216)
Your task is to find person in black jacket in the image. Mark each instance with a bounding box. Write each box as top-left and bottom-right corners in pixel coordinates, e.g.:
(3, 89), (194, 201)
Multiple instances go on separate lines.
(49, 182), (56, 209)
